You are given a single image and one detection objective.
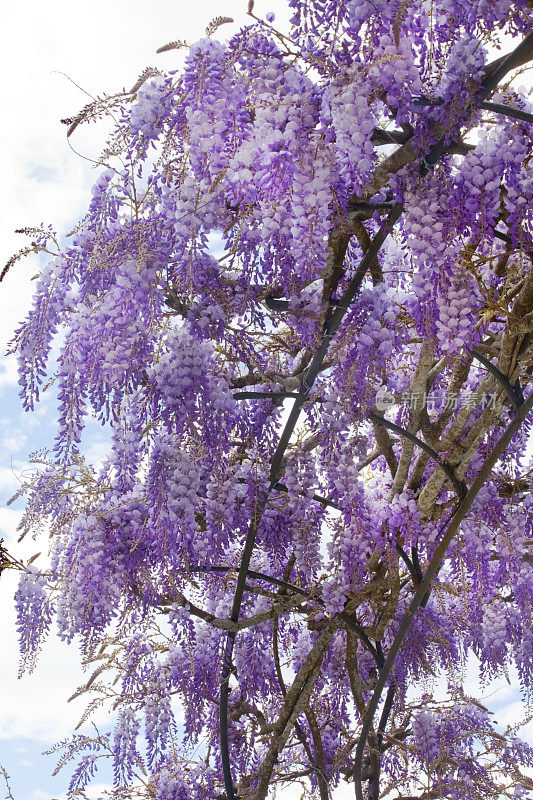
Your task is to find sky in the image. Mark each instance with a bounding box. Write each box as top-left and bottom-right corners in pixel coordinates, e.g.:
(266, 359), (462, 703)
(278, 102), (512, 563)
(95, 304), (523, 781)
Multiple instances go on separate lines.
(0, 2), (531, 799)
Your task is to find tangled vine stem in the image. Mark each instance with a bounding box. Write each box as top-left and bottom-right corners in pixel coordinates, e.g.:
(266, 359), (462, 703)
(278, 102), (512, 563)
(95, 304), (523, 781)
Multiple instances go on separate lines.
(219, 203), (403, 799)
(218, 28), (533, 800)
(414, 95), (533, 124)
(353, 390), (533, 800)
(193, 565), (382, 664)
(369, 412), (467, 498)
(470, 348), (525, 408)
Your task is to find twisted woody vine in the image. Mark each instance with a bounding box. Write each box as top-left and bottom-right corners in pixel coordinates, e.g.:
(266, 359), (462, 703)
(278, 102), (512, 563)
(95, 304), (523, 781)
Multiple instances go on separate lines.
(2, 0), (533, 798)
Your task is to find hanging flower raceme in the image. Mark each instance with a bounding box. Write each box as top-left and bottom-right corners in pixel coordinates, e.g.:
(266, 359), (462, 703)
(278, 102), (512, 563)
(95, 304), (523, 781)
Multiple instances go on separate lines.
(15, 567), (54, 674)
(52, 489), (150, 641)
(147, 321), (238, 447)
(183, 39), (250, 181)
(10, 256), (73, 411)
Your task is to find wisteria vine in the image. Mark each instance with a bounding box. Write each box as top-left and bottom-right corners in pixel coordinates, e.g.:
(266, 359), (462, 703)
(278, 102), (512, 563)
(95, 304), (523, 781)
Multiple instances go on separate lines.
(3, 1), (533, 799)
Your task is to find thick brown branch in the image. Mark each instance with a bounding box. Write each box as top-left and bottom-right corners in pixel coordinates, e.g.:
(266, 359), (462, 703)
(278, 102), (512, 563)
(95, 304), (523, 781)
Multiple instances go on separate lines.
(160, 590), (306, 631)
(247, 620), (337, 800)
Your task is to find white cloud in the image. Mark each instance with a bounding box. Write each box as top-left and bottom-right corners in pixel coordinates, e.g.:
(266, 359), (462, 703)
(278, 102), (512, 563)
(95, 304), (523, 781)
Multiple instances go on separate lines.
(0, 463), (28, 496)
(82, 784), (114, 800)
(83, 435), (111, 471)
(0, 422), (28, 458)
(28, 790), (51, 800)
(51, 784), (113, 800)
(497, 700), (533, 739)
(0, 507), (24, 548)
(0, 358), (19, 391)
